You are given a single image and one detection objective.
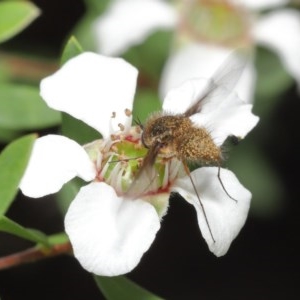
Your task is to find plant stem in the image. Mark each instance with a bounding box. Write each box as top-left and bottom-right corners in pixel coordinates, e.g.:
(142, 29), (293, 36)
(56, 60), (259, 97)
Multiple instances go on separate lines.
(0, 242), (72, 271)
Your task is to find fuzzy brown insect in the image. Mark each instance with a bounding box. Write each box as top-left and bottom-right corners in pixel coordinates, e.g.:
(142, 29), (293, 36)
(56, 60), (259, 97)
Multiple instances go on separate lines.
(130, 51), (248, 242)
(142, 113), (222, 165)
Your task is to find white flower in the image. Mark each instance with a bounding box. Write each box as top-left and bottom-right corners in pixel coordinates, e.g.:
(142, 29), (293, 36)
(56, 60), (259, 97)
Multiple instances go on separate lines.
(20, 52), (258, 276)
(93, 0), (300, 101)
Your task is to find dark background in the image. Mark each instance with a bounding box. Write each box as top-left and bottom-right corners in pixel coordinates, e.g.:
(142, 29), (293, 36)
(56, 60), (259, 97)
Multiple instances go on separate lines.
(0, 1), (299, 299)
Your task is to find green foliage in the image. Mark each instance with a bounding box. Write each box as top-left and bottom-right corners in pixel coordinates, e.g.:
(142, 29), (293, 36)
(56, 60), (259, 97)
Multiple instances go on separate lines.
(94, 276), (164, 300)
(83, 0), (110, 13)
(61, 36), (84, 66)
(48, 232), (69, 245)
(132, 89), (162, 124)
(0, 216), (49, 246)
(254, 47), (293, 116)
(0, 127), (20, 143)
(71, 0), (110, 51)
(56, 178), (83, 215)
(71, 12), (98, 52)
(61, 113), (100, 145)
(123, 30), (172, 83)
(0, 1), (40, 43)
(0, 83), (61, 131)
(0, 134), (36, 215)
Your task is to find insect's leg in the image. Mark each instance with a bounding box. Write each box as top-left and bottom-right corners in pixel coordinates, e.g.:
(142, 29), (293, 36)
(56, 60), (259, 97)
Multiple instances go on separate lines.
(183, 162), (216, 243)
(217, 165), (238, 203)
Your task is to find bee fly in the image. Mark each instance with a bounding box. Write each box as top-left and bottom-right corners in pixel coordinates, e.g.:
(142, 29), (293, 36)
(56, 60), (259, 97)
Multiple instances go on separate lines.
(128, 51), (248, 243)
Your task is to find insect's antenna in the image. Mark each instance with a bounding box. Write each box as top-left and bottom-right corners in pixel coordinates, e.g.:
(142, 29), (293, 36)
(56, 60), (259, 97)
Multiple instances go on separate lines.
(217, 165), (238, 203)
(134, 116), (143, 129)
(183, 162), (216, 243)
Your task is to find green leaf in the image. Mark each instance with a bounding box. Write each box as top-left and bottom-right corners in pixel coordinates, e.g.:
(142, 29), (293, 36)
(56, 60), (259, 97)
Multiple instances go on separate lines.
(0, 134), (36, 215)
(0, 127), (20, 143)
(254, 47), (293, 116)
(48, 232), (69, 245)
(132, 89), (162, 123)
(94, 276), (164, 300)
(61, 36), (84, 65)
(0, 216), (49, 246)
(0, 1), (40, 43)
(123, 30), (172, 81)
(84, 0), (110, 13)
(71, 12), (98, 51)
(56, 178), (83, 215)
(61, 113), (100, 145)
(71, 0), (110, 51)
(0, 83), (61, 130)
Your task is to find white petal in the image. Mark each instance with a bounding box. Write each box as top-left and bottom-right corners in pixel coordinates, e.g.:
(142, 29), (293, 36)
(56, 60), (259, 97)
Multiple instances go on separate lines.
(231, 0), (289, 10)
(172, 167), (251, 256)
(20, 135), (96, 198)
(193, 92), (259, 146)
(163, 78), (259, 146)
(253, 9), (300, 88)
(94, 0), (177, 56)
(40, 52), (138, 138)
(163, 77), (210, 114)
(160, 44), (256, 104)
(65, 182), (160, 276)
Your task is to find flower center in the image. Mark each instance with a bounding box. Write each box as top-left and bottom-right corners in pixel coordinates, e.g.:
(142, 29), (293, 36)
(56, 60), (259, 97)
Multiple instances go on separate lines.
(84, 126), (184, 197)
(177, 0), (252, 47)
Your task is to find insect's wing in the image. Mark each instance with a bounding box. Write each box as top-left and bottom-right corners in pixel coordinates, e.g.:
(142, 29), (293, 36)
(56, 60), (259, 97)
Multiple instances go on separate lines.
(183, 50), (249, 117)
(124, 142), (161, 199)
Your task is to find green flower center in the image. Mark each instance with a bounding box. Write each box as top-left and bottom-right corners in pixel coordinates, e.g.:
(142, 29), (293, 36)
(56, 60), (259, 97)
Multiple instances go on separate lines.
(85, 127), (184, 197)
(178, 0), (251, 47)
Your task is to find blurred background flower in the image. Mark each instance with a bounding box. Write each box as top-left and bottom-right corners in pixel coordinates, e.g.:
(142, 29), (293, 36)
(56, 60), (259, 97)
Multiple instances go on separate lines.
(93, 0), (300, 103)
(0, 0), (299, 299)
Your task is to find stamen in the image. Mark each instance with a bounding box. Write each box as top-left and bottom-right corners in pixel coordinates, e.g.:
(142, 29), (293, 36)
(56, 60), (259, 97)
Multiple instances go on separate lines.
(111, 144), (118, 152)
(135, 126), (142, 134)
(111, 111), (116, 118)
(125, 108), (132, 117)
(96, 151), (103, 170)
(110, 134), (118, 141)
(162, 162), (169, 189)
(118, 123), (125, 131)
(93, 127), (183, 198)
(109, 162), (122, 185)
(99, 155), (114, 179)
(169, 159), (183, 181)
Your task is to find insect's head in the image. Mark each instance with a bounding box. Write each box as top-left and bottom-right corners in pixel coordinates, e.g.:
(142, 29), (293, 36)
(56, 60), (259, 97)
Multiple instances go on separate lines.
(141, 113), (177, 149)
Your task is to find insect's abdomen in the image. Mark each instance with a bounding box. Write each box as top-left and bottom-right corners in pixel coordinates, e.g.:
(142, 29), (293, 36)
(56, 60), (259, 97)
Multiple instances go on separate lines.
(176, 126), (222, 164)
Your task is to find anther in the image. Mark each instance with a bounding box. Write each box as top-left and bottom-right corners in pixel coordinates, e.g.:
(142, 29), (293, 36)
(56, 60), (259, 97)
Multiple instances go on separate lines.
(110, 134), (118, 141)
(125, 108), (132, 117)
(118, 123), (125, 131)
